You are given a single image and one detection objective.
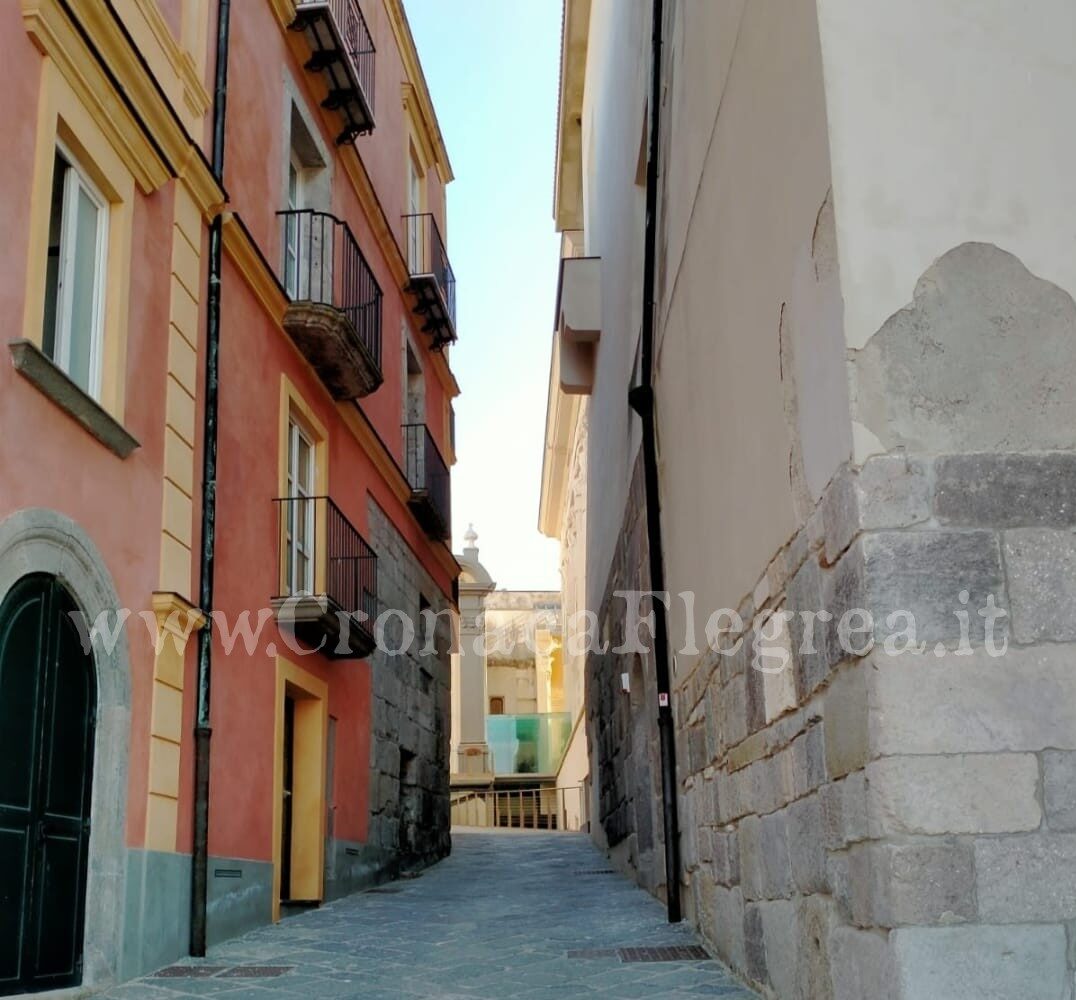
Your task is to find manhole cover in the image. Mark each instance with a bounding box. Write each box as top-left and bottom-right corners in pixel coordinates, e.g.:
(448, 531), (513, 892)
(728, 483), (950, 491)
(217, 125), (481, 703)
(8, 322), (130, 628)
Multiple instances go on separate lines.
(618, 946), (710, 963)
(152, 966), (227, 978)
(219, 966), (294, 978)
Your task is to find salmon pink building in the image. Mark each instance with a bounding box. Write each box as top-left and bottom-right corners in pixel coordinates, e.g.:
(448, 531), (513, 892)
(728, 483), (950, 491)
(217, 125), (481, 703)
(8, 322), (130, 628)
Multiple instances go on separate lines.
(0, 1), (459, 994)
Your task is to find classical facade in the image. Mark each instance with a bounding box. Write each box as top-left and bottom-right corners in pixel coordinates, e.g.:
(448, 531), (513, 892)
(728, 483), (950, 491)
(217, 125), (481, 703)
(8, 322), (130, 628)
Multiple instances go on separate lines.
(451, 531), (586, 829)
(545, 0), (1076, 997)
(0, 0), (458, 993)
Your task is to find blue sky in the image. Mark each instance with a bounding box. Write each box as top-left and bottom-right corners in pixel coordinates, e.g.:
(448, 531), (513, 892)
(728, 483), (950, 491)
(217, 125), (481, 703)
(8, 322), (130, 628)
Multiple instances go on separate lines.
(406, 0), (563, 590)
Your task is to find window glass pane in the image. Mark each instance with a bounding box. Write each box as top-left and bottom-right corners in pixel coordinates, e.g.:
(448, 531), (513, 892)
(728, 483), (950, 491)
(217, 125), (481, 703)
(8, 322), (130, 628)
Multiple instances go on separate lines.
(42, 154), (67, 360)
(66, 185), (102, 393)
(297, 435), (312, 495)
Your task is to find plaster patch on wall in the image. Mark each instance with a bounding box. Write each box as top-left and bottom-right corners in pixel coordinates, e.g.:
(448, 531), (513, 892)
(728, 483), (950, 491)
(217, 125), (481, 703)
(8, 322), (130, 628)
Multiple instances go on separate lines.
(851, 243), (1076, 454)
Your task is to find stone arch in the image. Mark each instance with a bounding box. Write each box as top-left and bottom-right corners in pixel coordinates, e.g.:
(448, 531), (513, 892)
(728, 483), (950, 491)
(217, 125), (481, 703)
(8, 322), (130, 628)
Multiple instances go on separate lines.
(0, 508), (130, 989)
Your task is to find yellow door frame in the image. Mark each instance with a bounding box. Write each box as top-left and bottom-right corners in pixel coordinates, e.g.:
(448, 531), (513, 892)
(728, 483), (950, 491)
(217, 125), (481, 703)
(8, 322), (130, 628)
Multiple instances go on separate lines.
(271, 655), (328, 921)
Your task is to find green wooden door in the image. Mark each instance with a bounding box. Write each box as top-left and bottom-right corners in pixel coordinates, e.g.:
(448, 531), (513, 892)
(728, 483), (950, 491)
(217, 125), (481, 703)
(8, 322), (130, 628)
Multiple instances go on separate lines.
(0, 575), (96, 995)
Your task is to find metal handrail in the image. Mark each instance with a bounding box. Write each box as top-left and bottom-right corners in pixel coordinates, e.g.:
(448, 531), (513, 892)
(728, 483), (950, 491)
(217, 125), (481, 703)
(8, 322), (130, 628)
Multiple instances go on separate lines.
(450, 786), (586, 832)
(295, 0), (376, 115)
(277, 209), (382, 370)
(402, 422), (451, 535)
(403, 212), (456, 329)
(272, 495), (377, 622)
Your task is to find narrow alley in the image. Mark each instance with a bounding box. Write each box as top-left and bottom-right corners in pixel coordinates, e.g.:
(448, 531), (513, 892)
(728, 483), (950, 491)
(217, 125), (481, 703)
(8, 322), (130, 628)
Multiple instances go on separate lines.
(100, 833), (758, 1000)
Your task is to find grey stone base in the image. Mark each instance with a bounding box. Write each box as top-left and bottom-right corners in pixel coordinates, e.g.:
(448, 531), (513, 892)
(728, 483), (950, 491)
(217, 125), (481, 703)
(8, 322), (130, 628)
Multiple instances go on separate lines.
(207, 856), (274, 948)
(325, 839), (398, 901)
(119, 849), (191, 981)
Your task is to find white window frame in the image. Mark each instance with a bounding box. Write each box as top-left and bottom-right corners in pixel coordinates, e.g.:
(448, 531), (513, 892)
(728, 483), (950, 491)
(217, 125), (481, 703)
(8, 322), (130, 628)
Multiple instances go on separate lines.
(408, 150), (423, 272)
(52, 141), (108, 399)
(286, 417), (316, 595)
(284, 151), (305, 300)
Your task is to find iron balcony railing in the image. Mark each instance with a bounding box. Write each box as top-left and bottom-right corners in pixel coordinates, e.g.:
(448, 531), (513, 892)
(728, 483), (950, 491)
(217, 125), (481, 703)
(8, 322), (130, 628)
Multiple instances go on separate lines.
(293, 0), (376, 139)
(403, 212), (457, 345)
(273, 495), (378, 625)
(403, 423), (451, 538)
(450, 787), (586, 832)
(278, 209), (382, 371)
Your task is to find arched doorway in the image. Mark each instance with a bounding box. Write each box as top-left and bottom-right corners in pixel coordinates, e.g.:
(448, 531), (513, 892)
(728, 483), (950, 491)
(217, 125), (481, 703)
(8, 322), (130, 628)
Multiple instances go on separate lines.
(0, 575), (96, 995)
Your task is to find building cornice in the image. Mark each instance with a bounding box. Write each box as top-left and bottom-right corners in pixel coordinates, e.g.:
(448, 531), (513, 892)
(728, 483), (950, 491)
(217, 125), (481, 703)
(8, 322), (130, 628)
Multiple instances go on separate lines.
(384, 0), (453, 183)
(553, 0), (590, 231)
(538, 334), (582, 539)
(24, 0), (225, 218)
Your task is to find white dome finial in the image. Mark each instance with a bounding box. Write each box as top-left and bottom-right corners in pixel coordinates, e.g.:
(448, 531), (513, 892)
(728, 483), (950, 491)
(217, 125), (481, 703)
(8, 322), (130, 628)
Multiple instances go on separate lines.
(464, 523), (478, 548)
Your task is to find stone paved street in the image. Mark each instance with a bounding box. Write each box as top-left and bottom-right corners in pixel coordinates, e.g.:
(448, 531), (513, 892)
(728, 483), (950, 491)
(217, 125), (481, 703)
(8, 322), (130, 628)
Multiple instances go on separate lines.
(103, 831), (758, 999)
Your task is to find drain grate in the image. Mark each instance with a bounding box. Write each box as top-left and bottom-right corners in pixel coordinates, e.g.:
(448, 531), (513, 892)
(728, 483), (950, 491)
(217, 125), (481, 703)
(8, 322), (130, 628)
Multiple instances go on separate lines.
(219, 966), (294, 978)
(618, 945), (711, 963)
(152, 966), (228, 978)
(567, 948), (620, 959)
(574, 868), (617, 875)
(366, 886), (404, 894)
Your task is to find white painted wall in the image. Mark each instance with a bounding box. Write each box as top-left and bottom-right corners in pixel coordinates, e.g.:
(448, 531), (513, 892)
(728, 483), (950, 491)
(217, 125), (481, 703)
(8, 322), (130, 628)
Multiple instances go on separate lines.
(579, 0), (649, 615)
(656, 0), (849, 647)
(817, 0), (1076, 356)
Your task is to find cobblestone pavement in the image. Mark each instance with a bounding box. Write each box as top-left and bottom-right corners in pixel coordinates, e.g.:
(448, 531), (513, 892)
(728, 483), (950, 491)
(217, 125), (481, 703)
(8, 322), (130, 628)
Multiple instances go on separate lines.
(103, 831), (759, 1000)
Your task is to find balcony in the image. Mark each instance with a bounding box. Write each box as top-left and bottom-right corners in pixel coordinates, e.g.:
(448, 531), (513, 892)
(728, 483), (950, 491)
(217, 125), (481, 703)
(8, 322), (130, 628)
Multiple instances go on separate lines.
(486, 713), (572, 776)
(403, 423), (451, 541)
(278, 209), (383, 399)
(289, 0), (376, 142)
(403, 213), (457, 350)
(271, 496), (378, 659)
(553, 234), (600, 395)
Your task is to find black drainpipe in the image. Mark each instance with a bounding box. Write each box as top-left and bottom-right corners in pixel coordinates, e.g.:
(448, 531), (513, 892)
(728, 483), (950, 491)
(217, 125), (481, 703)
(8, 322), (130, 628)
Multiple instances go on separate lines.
(627, 0), (681, 923)
(191, 0), (232, 958)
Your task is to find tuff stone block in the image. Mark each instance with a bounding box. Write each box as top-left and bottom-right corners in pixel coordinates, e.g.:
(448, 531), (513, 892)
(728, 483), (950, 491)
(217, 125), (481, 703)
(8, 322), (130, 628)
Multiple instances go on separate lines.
(796, 895), (837, 1000)
(935, 452), (1076, 528)
(867, 840), (977, 927)
(866, 754), (1041, 836)
(823, 666), (869, 779)
(743, 903), (768, 987)
(757, 899), (798, 1000)
(1003, 528), (1076, 643)
(787, 794), (827, 894)
(1043, 751), (1076, 831)
(759, 809), (793, 899)
(869, 645), (1076, 754)
(891, 924), (1068, 1000)
(711, 828), (740, 887)
(823, 457), (931, 565)
(739, 814), (764, 901)
(829, 926), (895, 1000)
(712, 885), (747, 973)
(859, 530), (1006, 647)
(820, 772), (868, 851)
(975, 833), (1076, 922)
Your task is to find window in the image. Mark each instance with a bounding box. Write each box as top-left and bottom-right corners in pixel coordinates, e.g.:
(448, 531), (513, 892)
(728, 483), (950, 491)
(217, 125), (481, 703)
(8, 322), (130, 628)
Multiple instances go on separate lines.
(43, 145), (108, 398)
(489, 697), (505, 716)
(283, 151), (305, 299)
(285, 417), (316, 595)
(407, 147), (424, 270)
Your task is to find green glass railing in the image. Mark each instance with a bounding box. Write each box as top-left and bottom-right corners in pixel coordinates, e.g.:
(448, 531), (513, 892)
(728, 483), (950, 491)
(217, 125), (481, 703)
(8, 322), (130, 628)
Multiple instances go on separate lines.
(487, 713), (572, 775)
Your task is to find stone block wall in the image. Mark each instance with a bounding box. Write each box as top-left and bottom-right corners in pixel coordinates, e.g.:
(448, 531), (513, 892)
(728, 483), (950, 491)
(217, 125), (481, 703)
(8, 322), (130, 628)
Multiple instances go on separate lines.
(337, 500), (451, 894)
(675, 450), (1076, 1000)
(587, 450), (666, 893)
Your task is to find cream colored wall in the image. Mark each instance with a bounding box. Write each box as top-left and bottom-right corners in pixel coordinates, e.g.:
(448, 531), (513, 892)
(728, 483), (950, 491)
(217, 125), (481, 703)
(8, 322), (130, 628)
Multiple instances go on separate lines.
(814, 0), (1076, 459)
(655, 0), (849, 656)
(578, 0), (648, 616)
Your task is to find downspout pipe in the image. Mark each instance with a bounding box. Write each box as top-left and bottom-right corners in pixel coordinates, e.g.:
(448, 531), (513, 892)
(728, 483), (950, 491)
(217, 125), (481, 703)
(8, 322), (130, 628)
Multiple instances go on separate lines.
(191, 0), (232, 958)
(627, 0), (681, 923)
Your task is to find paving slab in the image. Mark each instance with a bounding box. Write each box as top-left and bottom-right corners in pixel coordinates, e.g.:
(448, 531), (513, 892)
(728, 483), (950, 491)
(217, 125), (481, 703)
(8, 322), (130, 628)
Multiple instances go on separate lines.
(101, 830), (758, 1000)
